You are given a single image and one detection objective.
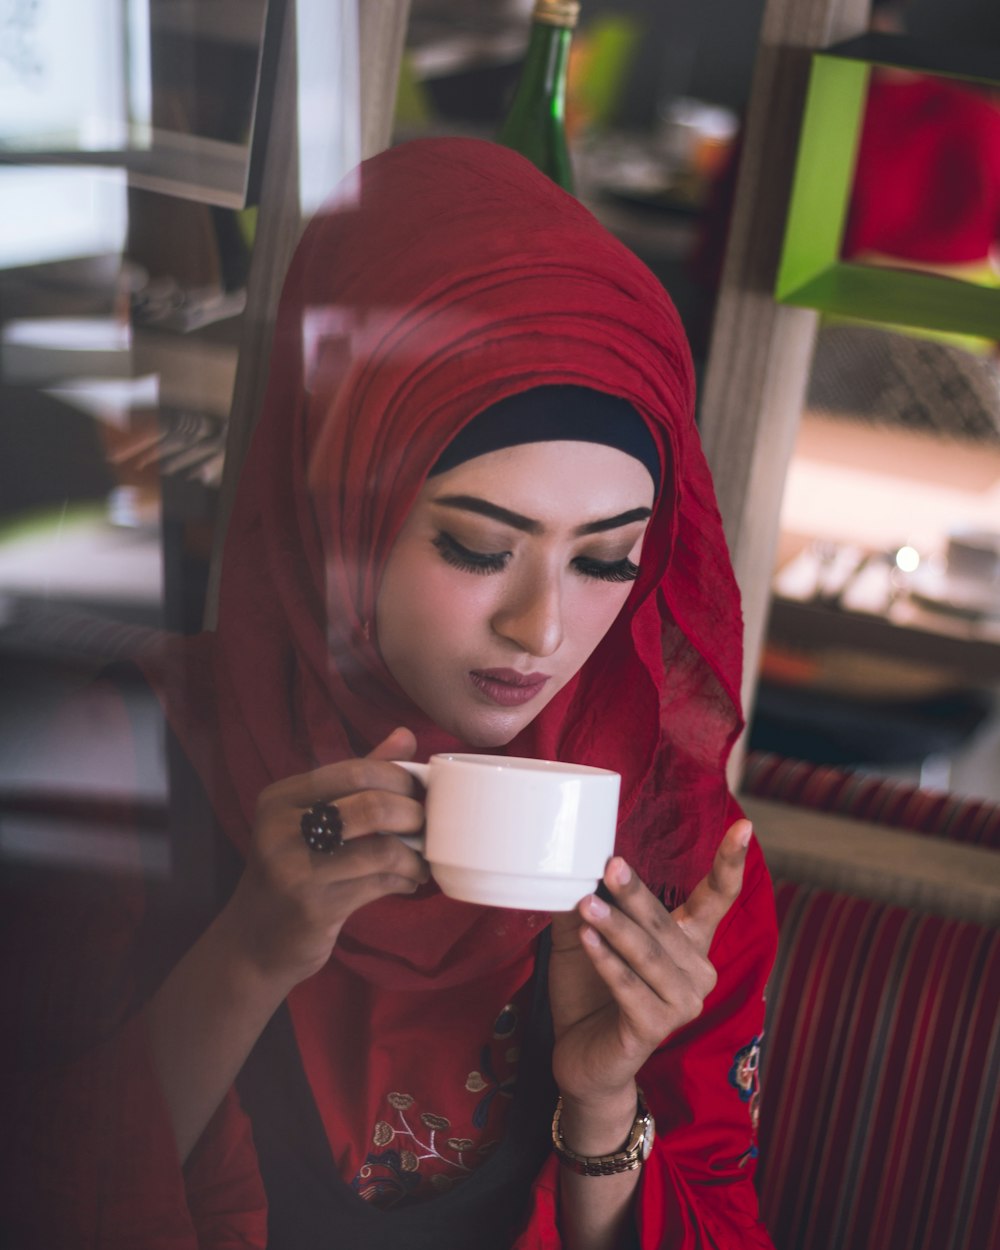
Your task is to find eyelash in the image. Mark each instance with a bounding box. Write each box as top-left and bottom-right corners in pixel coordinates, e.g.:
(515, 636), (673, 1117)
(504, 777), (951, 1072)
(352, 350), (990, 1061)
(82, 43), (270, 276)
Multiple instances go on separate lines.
(433, 533), (508, 575)
(574, 555), (640, 583)
(432, 533), (639, 583)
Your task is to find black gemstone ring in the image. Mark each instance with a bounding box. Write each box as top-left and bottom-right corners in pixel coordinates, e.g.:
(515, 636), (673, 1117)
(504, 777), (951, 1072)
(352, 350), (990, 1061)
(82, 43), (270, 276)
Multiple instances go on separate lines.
(300, 802), (345, 853)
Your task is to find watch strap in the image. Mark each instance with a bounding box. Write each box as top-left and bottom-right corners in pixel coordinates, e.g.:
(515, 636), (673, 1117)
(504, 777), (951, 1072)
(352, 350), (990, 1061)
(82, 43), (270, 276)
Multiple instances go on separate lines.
(550, 1088), (655, 1176)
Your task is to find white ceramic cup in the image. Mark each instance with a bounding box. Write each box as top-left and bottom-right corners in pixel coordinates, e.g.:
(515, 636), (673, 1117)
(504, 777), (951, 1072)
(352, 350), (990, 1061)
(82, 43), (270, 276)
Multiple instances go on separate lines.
(393, 753), (621, 911)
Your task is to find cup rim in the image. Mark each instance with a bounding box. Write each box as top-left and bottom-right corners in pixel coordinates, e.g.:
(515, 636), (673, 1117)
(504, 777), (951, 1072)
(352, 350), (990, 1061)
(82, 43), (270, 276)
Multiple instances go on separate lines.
(429, 752), (619, 778)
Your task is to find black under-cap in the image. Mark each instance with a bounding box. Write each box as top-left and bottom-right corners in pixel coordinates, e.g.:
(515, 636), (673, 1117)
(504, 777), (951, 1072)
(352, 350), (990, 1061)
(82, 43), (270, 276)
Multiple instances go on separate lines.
(429, 385), (662, 493)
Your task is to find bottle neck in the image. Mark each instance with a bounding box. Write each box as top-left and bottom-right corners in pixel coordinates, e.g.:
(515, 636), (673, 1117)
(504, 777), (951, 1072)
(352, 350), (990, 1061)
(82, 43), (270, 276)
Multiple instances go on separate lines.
(496, 5), (577, 191)
(531, 0), (580, 29)
(518, 18), (572, 114)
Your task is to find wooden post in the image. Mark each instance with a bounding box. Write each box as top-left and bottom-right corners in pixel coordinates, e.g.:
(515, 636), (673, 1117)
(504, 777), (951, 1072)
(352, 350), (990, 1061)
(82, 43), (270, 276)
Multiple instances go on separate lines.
(359, 0), (412, 158)
(697, 0), (870, 778)
(205, 0), (411, 625)
(205, 0), (300, 631)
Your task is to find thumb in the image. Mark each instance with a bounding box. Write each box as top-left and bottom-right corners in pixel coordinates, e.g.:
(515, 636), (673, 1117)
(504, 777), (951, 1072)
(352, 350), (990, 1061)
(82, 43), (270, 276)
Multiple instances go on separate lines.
(549, 908), (586, 953)
(366, 726), (417, 762)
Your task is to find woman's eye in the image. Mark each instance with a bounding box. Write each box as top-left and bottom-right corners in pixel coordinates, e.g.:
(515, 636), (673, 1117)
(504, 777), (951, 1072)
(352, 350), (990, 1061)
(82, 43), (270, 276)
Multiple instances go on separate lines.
(433, 532), (510, 575)
(573, 555), (640, 583)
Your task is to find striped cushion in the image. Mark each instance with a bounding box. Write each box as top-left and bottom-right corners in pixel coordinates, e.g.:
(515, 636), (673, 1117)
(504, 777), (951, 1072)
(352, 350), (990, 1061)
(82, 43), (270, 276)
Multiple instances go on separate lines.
(757, 882), (1000, 1250)
(743, 751), (1000, 850)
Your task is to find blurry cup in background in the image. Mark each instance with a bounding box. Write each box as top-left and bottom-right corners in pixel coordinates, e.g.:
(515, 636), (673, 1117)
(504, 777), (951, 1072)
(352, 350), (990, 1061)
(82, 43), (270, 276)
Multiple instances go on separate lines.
(946, 528), (1000, 584)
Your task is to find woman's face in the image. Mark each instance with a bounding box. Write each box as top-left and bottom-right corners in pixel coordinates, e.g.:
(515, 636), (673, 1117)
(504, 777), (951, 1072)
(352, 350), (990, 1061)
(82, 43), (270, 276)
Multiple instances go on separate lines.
(375, 440), (655, 747)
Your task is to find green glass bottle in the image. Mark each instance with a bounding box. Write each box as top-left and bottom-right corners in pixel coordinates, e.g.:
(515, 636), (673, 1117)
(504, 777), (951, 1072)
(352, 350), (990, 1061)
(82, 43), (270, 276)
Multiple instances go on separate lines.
(497, 0), (579, 193)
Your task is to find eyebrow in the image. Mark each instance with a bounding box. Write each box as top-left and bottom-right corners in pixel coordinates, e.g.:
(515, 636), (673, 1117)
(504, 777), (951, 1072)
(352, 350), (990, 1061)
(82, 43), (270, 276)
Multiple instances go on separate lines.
(431, 495), (652, 537)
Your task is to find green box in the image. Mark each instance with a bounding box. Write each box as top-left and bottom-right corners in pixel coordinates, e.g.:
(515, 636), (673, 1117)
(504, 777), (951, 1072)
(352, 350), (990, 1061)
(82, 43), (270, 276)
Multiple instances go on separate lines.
(775, 34), (1000, 340)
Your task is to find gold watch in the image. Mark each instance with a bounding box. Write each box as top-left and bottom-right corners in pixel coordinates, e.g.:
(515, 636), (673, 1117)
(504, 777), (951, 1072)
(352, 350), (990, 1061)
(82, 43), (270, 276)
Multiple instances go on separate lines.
(551, 1088), (656, 1176)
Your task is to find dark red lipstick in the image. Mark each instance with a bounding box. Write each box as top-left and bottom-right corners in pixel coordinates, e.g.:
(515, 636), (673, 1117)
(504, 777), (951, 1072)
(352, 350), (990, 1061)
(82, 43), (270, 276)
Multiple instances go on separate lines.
(469, 668), (551, 707)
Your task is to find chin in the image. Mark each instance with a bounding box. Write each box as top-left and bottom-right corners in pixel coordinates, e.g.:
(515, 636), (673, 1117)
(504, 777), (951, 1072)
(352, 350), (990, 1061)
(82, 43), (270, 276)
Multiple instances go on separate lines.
(416, 681), (556, 750)
(464, 725), (521, 750)
(443, 706), (532, 750)
(448, 716), (520, 750)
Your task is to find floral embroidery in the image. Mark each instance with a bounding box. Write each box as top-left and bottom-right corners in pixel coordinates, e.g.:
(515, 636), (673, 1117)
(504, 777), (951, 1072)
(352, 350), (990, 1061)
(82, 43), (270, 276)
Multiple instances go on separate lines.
(352, 1096), (474, 1206)
(353, 1000), (525, 1205)
(729, 1034), (762, 1166)
(353, 1151), (422, 1204)
(464, 1003), (520, 1129)
(493, 1003), (518, 1039)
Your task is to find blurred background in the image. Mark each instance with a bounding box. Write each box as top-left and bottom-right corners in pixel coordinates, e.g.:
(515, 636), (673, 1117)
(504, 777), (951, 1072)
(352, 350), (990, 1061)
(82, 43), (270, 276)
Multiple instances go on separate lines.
(2, 0), (1000, 886)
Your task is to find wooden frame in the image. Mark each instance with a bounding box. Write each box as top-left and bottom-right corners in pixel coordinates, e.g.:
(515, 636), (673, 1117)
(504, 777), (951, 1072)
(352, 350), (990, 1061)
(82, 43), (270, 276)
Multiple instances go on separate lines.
(697, 0), (872, 780)
(775, 33), (1000, 339)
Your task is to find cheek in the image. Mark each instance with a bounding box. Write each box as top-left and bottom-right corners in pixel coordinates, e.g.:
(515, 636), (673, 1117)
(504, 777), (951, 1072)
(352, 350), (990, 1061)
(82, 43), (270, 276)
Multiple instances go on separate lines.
(378, 548), (495, 653)
(568, 582), (635, 657)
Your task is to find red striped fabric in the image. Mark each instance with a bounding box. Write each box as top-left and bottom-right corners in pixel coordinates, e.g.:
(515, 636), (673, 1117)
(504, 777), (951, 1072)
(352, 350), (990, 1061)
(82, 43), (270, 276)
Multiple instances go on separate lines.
(757, 882), (1000, 1250)
(742, 752), (1000, 850)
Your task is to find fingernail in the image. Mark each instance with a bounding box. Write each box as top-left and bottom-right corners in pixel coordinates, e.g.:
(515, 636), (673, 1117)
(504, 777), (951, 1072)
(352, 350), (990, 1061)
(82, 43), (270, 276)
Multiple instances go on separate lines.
(611, 857), (631, 887)
(581, 925), (601, 948)
(738, 822), (753, 849)
(587, 894), (611, 920)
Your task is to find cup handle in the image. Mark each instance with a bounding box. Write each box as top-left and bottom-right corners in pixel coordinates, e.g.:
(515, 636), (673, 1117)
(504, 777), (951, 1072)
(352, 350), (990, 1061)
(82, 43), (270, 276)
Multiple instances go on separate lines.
(391, 760), (428, 852)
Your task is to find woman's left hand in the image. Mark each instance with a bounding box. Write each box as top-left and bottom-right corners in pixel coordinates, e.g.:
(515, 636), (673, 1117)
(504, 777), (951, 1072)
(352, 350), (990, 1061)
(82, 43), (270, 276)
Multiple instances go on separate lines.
(548, 819), (752, 1113)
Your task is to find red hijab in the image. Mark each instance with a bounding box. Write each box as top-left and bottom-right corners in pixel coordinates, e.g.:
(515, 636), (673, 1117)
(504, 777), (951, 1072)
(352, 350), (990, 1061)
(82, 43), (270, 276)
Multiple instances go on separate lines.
(149, 138), (743, 991)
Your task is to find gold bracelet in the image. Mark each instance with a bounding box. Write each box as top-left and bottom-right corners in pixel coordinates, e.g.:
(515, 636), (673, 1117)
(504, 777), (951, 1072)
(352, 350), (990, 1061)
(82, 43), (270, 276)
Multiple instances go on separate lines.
(550, 1088), (656, 1176)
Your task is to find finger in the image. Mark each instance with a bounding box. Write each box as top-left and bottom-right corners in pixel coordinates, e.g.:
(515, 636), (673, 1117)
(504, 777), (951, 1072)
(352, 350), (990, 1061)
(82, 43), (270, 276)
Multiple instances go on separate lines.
(366, 726), (417, 762)
(259, 755), (421, 812)
(592, 858), (701, 969)
(309, 829), (430, 885)
(332, 790), (426, 843)
(673, 820), (751, 949)
(549, 909), (586, 954)
(283, 793), (427, 873)
(322, 867), (426, 914)
(578, 885), (714, 1003)
(365, 729), (427, 800)
(577, 922), (704, 1048)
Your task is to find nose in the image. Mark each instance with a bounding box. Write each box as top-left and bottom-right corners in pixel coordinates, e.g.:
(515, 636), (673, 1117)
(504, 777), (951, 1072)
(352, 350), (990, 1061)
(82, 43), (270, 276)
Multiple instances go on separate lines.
(491, 569), (564, 657)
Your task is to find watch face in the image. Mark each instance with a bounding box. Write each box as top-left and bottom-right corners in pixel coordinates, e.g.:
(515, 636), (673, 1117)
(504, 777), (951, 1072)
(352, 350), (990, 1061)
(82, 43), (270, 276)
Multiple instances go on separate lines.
(640, 1115), (655, 1161)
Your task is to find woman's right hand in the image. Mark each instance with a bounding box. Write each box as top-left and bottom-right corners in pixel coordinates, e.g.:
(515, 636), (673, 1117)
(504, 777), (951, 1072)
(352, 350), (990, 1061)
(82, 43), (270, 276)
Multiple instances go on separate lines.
(224, 727), (429, 989)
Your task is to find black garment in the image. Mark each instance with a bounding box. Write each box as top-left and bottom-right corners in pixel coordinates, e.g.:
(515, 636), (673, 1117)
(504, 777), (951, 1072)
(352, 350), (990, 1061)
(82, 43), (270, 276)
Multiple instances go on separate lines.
(238, 947), (556, 1250)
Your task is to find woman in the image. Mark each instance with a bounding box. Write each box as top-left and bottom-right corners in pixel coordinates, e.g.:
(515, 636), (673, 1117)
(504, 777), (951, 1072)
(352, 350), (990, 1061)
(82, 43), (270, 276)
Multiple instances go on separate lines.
(1, 139), (776, 1250)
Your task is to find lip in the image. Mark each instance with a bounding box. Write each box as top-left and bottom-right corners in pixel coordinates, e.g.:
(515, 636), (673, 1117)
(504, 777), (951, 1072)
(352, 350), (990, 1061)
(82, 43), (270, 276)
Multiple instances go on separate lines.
(469, 668), (551, 707)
